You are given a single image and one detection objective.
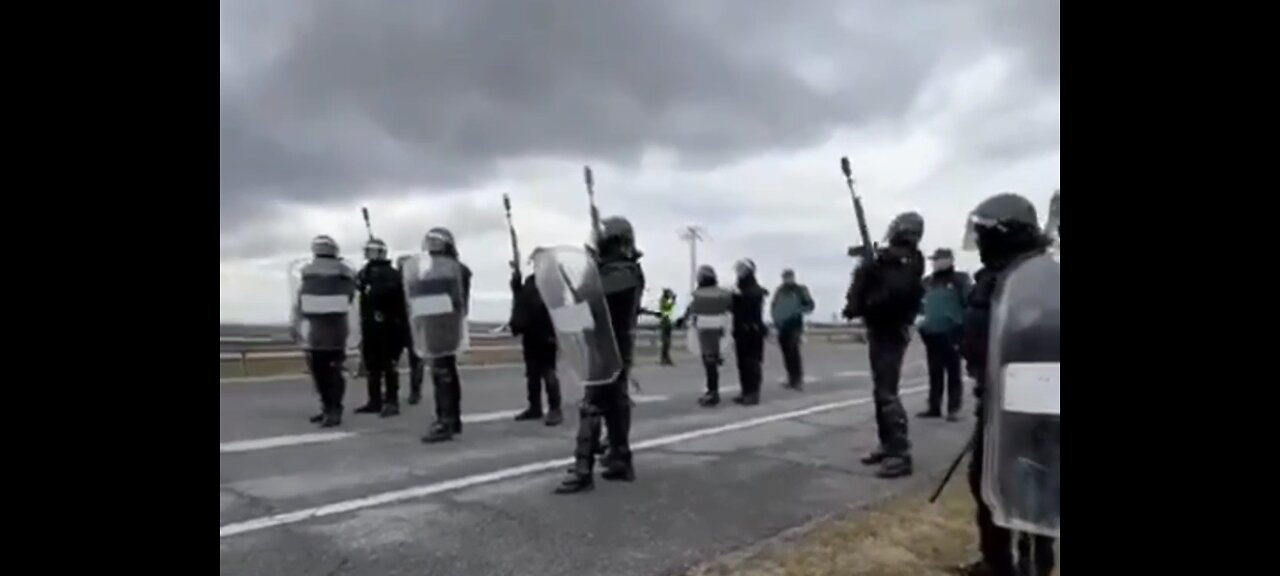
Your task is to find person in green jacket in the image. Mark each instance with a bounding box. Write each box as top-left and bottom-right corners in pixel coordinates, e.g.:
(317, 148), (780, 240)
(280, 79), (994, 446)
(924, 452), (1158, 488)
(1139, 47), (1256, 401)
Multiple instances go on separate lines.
(917, 248), (972, 421)
(658, 289), (677, 366)
(771, 269), (816, 390)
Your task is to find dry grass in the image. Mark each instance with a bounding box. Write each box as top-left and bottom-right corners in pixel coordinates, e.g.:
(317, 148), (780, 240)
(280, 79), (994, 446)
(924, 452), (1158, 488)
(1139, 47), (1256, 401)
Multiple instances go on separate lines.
(687, 481), (1059, 576)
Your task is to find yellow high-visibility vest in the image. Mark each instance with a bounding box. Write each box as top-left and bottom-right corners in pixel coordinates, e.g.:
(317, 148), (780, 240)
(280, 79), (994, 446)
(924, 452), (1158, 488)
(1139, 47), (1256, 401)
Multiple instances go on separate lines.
(659, 297), (676, 321)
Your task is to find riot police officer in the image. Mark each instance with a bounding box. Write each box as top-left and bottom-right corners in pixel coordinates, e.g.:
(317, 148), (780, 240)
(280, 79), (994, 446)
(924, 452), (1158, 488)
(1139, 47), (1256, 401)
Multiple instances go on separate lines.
(354, 238), (408, 418)
(556, 216), (646, 494)
(687, 266), (733, 407)
(406, 228), (473, 444)
(959, 193), (1057, 576)
(843, 212), (926, 479)
(510, 269), (564, 426)
(292, 235), (358, 428)
(731, 259), (768, 406)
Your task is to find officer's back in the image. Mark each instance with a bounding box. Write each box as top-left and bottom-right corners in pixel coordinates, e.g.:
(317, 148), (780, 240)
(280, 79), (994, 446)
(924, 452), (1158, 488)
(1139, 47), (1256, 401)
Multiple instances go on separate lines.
(358, 258), (406, 336)
(511, 274), (555, 345)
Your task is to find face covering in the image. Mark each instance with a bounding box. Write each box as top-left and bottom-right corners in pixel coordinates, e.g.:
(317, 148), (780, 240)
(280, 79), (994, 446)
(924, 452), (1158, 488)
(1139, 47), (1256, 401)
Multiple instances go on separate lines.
(931, 258), (954, 273)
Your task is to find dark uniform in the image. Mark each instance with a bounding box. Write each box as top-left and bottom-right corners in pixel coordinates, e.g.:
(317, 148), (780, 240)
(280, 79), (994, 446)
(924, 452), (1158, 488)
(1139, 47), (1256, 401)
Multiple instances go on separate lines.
(510, 271), (564, 426)
(557, 216), (646, 494)
(771, 269), (815, 390)
(843, 212), (926, 479)
(731, 259), (768, 406)
(960, 193), (1057, 576)
(688, 266), (733, 407)
(355, 239), (408, 417)
(415, 228), (473, 444)
(294, 236), (358, 429)
(395, 255), (426, 406)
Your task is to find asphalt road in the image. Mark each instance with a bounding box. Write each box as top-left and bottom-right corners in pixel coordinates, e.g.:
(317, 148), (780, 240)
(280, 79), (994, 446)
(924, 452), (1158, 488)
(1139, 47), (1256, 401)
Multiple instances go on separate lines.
(219, 341), (972, 576)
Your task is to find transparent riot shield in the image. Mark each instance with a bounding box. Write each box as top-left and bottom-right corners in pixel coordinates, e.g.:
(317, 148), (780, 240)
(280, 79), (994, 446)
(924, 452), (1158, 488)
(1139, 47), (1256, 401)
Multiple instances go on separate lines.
(287, 257), (361, 350)
(983, 253), (1061, 538)
(401, 253), (468, 360)
(531, 245), (622, 386)
(686, 287), (734, 357)
(686, 312), (733, 357)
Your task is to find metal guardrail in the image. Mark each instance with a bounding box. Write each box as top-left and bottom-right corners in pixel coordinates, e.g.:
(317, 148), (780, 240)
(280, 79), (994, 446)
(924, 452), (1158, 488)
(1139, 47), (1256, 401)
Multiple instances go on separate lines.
(218, 326), (867, 365)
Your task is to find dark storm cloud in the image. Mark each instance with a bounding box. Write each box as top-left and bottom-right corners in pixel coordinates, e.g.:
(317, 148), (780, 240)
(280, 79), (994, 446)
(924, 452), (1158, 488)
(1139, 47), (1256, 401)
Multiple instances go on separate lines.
(220, 0), (1059, 231)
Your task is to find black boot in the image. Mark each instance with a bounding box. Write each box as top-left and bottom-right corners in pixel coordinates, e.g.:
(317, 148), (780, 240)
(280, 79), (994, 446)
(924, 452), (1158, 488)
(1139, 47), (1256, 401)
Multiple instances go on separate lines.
(601, 452), (635, 482)
(355, 363), (383, 413)
(408, 355), (424, 405)
(384, 364), (401, 411)
(734, 359), (762, 405)
(918, 409), (943, 419)
(320, 411), (343, 428)
(309, 413), (325, 424)
(380, 403), (401, 418)
(600, 403), (635, 482)
(555, 460), (595, 494)
(700, 358), (721, 407)
(876, 455), (914, 479)
(544, 371), (564, 427)
(514, 407), (544, 421)
(421, 421), (454, 443)
(861, 447), (887, 465)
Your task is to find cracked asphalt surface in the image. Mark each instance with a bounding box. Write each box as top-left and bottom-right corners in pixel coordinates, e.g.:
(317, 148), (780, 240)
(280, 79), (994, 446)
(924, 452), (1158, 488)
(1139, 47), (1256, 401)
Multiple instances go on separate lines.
(219, 342), (971, 576)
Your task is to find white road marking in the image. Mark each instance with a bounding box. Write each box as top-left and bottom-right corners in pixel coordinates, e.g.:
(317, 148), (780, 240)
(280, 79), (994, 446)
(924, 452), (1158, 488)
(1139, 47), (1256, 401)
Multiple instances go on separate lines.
(219, 366), (918, 452)
(834, 370), (871, 378)
(453, 394), (671, 424)
(219, 432), (357, 454)
(220, 396), (676, 453)
(219, 384), (927, 538)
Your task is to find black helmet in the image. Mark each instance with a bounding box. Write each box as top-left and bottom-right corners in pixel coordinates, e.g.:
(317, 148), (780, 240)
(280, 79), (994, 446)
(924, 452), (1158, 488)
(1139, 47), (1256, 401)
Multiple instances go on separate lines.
(311, 235), (339, 258)
(970, 192), (1041, 234)
(734, 258), (757, 279)
(423, 227), (458, 257)
(696, 265), (718, 287)
(886, 212), (925, 246)
(597, 216), (639, 259)
(966, 192), (1046, 263)
(364, 238), (389, 262)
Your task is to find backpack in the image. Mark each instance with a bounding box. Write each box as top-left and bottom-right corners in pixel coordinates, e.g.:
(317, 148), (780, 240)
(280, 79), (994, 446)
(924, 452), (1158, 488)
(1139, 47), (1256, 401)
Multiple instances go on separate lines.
(863, 248), (925, 327)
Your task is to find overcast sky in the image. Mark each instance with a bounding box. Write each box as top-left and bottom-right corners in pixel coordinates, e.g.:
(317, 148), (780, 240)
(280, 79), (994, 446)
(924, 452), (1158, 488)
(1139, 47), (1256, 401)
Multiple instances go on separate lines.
(220, 0), (1060, 324)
